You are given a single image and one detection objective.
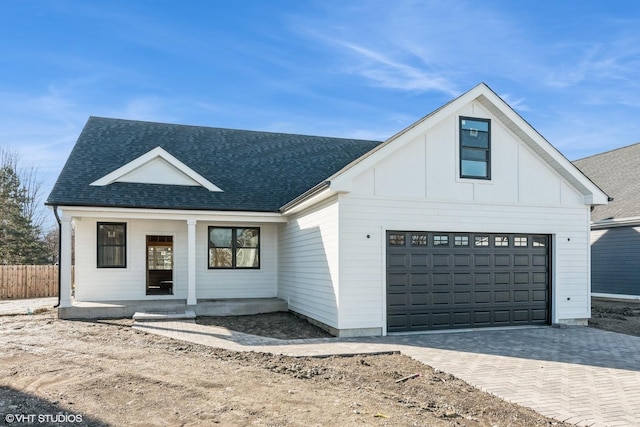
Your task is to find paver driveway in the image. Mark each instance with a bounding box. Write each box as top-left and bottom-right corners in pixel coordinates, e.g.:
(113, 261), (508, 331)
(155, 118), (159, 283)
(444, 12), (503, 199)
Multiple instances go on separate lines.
(135, 321), (640, 427)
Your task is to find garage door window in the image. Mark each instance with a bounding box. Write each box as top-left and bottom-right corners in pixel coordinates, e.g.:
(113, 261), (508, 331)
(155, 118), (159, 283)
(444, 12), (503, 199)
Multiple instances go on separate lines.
(475, 236), (489, 246)
(433, 235), (449, 246)
(533, 236), (547, 247)
(454, 235), (469, 246)
(514, 236), (528, 247)
(411, 234), (428, 246)
(495, 236), (509, 247)
(389, 234), (405, 246)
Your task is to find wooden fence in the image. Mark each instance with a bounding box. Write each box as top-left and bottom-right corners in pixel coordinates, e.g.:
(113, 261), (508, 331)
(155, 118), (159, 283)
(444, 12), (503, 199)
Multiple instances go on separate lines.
(0, 265), (59, 299)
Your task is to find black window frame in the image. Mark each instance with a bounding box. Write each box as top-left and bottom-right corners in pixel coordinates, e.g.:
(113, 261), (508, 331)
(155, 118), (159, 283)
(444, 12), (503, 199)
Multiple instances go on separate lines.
(208, 226), (260, 269)
(97, 222), (127, 268)
(460, 116), (491, 180)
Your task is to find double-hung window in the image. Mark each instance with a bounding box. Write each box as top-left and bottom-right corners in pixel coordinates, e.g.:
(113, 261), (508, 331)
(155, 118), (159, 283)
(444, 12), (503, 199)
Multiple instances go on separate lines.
(208, 227), (260, 269)
(97, 222), (127, 268)
(460, 117), (491, 179)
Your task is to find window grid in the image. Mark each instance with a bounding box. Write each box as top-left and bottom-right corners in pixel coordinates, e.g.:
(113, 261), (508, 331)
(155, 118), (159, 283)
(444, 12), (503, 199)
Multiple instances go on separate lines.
(475, 236), (489, 247)
(460, 117), (491, 179)
(433, 235), (449, 246)
(495, 236), (509, 247)
(97, 222), (127, 268)
(208, 227), (260, 269)
(514, 236), (528, 247)
(454, 235), (469, 246)
(411, 234), (428, 246)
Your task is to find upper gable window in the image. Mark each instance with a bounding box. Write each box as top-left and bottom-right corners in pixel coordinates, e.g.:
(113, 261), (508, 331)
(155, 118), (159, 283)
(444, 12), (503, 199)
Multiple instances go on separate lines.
(460, 117), (491, 180)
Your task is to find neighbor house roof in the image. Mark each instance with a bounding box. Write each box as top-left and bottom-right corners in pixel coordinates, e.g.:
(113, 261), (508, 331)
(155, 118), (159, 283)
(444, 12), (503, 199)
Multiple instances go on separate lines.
(574, 142), (640, 222)
(46, 117), (383, 212)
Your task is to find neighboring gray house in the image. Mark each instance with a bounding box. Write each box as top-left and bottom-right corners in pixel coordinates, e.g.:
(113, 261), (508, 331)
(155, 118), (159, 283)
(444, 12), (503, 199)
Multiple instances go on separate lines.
(47, 83), (608, 336)
(574, 143), (640, 299)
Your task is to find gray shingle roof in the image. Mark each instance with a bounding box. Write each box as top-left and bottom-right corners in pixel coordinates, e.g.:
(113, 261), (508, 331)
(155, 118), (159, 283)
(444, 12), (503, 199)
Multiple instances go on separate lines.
(574, 142), (640, 221)
(46, 117), (383, 212)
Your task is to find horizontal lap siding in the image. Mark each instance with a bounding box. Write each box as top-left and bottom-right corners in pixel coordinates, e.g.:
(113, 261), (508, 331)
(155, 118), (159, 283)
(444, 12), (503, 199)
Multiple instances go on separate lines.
(278, 197), (339, 328)
(74, 219), (277, 301)
(338, 195), (592, 329)
(591, 226), (640, 296)
(75, 219), (188, 301)
(195, 223), (277, 299)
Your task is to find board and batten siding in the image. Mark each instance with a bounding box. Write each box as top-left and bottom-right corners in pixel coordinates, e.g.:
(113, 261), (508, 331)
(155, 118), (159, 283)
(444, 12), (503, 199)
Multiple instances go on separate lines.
(73, 218), (278, 301)
(591, 226), (640, 296)
(278, 196), (340, 329)
(334, 100), (593, 331)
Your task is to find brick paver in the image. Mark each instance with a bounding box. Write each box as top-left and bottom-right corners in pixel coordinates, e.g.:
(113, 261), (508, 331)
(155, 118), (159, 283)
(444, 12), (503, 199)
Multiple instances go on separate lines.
(134, 321), (640, 427)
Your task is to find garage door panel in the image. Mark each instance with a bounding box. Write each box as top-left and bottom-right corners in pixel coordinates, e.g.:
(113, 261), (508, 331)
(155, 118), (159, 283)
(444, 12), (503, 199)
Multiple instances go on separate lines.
(454, 273), (471, 285)
(432, 292), (450, 304)
(453, 292), (471, 304)
(410, 254), (428, 267)
(387, 231), (550, 332)
(388, 254), (408, 268)
(432, 254), (450, 267)
(494, 254), (510, 267)
(454, 254), (470, 266)
(474, 254), (491, 267)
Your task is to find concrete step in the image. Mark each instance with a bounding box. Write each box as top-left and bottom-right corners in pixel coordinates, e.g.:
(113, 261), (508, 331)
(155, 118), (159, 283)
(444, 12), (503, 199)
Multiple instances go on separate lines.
(133, 310), (196, 321)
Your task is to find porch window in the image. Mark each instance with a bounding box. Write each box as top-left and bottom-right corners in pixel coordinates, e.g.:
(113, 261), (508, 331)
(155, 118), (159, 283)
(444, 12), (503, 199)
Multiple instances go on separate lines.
(208, 227), (260, 269)
(97, 222), (127, 268)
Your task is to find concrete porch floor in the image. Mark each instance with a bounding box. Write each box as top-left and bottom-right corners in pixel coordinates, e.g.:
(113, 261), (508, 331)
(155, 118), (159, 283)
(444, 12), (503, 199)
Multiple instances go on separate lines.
(58, 297), (288, 319)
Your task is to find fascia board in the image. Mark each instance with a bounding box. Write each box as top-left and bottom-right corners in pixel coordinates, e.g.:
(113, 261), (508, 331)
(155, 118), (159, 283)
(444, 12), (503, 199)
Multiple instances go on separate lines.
(475, 91), (609, 205)
(56, 205), (287, 223)
(90, 146), (222, 192)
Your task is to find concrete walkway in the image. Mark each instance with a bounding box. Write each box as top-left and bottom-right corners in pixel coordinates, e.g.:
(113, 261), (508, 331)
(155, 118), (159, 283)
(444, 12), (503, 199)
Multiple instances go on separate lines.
(134, 320), (640, 427)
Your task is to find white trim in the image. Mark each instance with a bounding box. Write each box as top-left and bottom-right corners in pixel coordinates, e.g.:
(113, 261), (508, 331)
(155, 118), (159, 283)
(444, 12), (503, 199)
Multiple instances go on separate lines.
(328, 83), (608, 206)
(90, 146), (222, 192)
(592, 292), (640, 301)
(56, 205), (288, 223)
(591, 216), (640, 229)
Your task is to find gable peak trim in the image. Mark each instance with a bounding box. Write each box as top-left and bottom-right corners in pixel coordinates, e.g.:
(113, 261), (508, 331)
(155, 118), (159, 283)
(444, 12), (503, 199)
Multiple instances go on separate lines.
(90, 146), (222, 192)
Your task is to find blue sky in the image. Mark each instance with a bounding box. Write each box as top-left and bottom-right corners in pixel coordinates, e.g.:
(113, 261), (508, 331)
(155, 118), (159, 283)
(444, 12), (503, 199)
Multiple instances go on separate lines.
(2, 0), (640, 205)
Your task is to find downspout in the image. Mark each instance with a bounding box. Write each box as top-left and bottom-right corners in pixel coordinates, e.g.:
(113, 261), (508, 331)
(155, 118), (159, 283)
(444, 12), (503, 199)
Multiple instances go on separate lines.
(52, 205), (61, 308)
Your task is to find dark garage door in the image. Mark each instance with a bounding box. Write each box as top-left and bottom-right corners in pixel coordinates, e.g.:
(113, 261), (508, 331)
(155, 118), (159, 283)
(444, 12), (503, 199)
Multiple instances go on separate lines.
(386, 231), (550, 332)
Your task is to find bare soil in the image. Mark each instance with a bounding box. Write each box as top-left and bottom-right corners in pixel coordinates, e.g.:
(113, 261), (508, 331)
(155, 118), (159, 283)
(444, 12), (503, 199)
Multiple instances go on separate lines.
(589, 297), (640, 337)
(3, 299), (635, 427)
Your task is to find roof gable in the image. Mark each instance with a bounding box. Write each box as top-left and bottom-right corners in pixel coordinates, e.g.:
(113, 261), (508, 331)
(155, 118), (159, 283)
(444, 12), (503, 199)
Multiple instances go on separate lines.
(574, 142), (640, 222)
(90, 146), (222, 191)
(328, 83), (609, 205)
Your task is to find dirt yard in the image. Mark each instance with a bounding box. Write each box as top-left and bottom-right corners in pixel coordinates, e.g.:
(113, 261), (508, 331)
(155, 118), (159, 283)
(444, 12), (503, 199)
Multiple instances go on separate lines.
(589, 297), (640, 337)
(1, 299), (636, 427)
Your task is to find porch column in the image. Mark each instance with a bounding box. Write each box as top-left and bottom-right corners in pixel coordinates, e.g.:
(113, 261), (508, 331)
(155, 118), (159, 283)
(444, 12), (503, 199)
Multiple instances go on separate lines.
(59, 215), (73, 308)
(187, 219), (197, 305)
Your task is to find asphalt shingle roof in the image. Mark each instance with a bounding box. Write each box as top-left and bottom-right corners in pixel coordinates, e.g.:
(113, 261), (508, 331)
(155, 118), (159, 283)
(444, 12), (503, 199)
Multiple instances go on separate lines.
(46, 117), (383, 212)
(574, 142), (640, 221)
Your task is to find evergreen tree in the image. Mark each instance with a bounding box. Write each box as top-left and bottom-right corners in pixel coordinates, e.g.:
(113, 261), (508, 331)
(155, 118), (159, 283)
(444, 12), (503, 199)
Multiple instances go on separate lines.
(0, 149), (49, 264)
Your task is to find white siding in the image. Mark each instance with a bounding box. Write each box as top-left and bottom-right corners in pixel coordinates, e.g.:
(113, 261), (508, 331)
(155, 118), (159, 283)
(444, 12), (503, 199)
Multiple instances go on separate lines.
(73, 218), (277, 301)
(337, 196), (592, 330)
(278, 196), (340, 328)
(335, 100), (592, 331)
(74, 218), (188, 301)
(195, 222), (278, 298)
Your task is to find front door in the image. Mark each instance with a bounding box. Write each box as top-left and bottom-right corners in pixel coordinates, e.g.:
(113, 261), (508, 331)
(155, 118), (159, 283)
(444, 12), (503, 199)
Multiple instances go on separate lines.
(146, 235), (173, 295)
